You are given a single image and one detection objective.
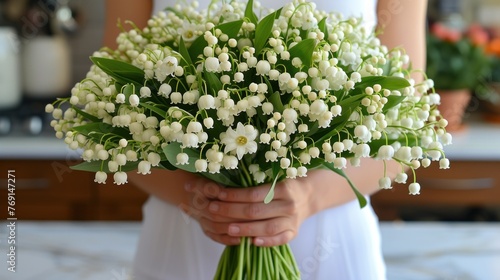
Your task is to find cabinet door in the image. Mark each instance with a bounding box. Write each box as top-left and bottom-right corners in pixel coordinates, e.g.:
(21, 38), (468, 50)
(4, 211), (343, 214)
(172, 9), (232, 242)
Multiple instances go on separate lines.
(371, 161), (500, 220)
(0, 160), (94, 220)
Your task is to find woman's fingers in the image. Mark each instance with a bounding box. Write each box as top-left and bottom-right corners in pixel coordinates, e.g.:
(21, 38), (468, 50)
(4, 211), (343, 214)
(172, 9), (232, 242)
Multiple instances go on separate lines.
(208, 200), (294, 220)
(227, 217), (293, 237)
(203, 231), (241, 246)
(253, 231), (295, 247)
(199, 216), (297, 247)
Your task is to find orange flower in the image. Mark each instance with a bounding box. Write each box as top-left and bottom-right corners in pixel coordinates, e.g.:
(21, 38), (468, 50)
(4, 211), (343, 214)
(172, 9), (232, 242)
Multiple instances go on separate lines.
(486, 38), (500, 56)
(466, 23), (489, 46)
(430, 23), (462, 42)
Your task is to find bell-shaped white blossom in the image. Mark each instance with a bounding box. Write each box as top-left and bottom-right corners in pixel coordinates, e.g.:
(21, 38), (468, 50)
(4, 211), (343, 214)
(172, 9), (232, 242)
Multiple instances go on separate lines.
(203, 117), (214, 129)
(265, 151), (278, 162)
(408, 182), (421, 195)
(378, 176), (392, 189)
(205, 57), (220, 72)
(94, 171), (107, 184)
(334, 157), (347, 169)
(176, 153), (189, 165)
(222, 155), (238, 170)
(198, 95), (216, 109)
(439, 158), (450, 169)
(286, 167), (298, 179)
(113, 171), (128, 185)
(195, 159), (208, 172)
(395, 172), (408, 184)
(137, 161), (152, 175)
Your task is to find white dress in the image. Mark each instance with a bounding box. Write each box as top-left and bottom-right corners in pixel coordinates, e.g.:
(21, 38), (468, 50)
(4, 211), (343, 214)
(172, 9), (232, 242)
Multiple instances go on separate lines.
(133, 1), (385, 279)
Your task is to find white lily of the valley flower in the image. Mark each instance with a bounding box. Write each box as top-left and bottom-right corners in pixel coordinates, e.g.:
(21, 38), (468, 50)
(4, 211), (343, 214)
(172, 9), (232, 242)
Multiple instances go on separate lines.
(354, 125), (371, 143)
(395, 172), (408, 184)
(147, 152), (161, 166)
(203, 117), (214, 129)
(253, 171), (266, 183)
(222, 155), (238, 170)
(195, 159), (208, 172)
(265, 151), (278, 162)
(176, 153), (189, 165)
(439, 158), (450, 169)
(221, 122), (258, 160)
(137, 161), (152, 175)
(297, 166), (307, 177)
(409, 182), (421, 195)
(286, 167), (297, 179)
(129, 94), (139, 107)
(140, 86), (151, 98)
(94, 171), (107, 184)
(378, 176), (392, 189)
(198, 95), (215, 109)
(113, 171), (128, 185)
(205, 57), (220, 72)
(116, 93), (126, 104)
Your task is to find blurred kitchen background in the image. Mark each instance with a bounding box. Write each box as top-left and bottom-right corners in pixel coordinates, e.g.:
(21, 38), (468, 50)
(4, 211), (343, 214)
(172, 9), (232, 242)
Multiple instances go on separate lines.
(1, 1), (500, 279)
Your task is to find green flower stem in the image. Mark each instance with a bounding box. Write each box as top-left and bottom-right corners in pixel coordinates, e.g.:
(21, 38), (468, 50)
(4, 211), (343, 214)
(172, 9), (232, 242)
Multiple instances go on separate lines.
(213, 241), (300, 279)
(212, 161), (300, 279)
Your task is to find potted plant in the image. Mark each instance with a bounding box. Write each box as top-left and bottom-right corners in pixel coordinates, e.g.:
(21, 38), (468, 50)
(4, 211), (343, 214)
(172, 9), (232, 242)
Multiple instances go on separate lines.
(426, 23), (490, 131)
(480, 33), (500, 122)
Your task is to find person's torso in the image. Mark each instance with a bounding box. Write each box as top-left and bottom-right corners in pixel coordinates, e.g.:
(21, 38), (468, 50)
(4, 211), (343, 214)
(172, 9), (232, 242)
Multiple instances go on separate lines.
(152, 0), (378, 30)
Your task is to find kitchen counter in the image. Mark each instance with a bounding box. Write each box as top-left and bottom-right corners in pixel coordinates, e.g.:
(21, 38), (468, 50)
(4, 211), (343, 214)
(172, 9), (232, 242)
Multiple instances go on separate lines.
(0, 221), (498, 280)
(1, 120), (500, 160)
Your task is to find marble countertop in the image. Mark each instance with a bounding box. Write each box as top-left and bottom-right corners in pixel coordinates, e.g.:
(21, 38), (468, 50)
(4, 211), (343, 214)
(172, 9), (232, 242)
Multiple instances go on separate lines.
(0, 221), (499, 280)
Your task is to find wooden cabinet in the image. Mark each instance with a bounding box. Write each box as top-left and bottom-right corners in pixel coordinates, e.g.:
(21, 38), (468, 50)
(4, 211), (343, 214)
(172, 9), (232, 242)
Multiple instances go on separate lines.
(0, 159), (148, 220)
(371, 160), (500, 220)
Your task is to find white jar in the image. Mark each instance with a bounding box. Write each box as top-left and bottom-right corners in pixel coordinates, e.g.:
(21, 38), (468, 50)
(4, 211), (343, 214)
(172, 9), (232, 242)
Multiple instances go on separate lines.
(0, 27), (21, 110)
(22, 35), (71, 98)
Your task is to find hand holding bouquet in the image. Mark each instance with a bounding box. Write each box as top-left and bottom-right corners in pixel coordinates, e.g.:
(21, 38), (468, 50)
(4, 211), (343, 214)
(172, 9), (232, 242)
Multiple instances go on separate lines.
(47, 0), (451, 278)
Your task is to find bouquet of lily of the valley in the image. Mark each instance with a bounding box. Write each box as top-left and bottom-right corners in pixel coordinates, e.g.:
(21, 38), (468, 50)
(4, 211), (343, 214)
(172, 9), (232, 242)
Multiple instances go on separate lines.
(47, 0), (452, 278)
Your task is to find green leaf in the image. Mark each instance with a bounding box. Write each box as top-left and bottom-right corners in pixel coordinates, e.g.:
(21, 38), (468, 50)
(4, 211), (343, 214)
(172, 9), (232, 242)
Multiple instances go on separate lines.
(383, 95), (407, 113)
(204, 71), (223, 95)
(72, 106), (99, 122)
(288, 38), (317, 68)
(317, 17), (329, 41)
(90, 57), (144, 86)
(264, 164), (281, 204)
(254, 9), (281, 55)
(358, 76), (410, 90)
(71, 160), (138, 173)
(141, 102), (168, 118)
(244, 0), (258, 25)
(122, 84), (136, 102)
(268, 90), (284, 112)
(178, 37), (194, 69)
(72, 122), (129, 142)
(322, 162), (367, 208)
(163, 142), (240, 187)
